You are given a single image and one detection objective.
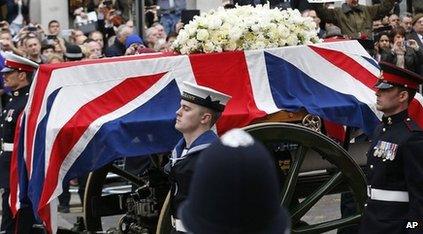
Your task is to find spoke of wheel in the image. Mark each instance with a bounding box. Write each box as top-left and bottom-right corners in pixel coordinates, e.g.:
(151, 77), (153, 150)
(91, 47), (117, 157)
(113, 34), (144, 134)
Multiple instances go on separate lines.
(294, 214), (362, 234)
(291, 171), (343, 222)
(281, 145), (309, 206)
(109, 164), (144, 186)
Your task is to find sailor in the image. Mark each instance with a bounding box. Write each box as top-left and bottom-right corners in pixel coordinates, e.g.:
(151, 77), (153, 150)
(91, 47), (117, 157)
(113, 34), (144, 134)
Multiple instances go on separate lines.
(165, 81), (231, 233)
(0, 52), (39, 233)
(359, 62), (423, 233)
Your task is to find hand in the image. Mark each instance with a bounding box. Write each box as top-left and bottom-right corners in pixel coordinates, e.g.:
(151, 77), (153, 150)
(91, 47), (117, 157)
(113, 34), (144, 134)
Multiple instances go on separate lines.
(374, 42), (379, 52)
(393, 40), (405, 54)
(125, 46), (136, 55)
(407, 39), (419, 51)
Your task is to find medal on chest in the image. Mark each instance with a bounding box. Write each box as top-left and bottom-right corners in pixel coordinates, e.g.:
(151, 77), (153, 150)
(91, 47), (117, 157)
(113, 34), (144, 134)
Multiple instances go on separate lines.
(5, 109), (14, 122)
(373, 140), (398, 161)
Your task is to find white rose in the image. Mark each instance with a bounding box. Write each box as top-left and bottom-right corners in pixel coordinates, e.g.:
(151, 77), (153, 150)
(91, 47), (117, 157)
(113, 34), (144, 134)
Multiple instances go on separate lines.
(229, 27), (243, 41)
(196, 29), (209, 41)
(177, 30), (189, 44)
(203, 41), (216, 53)
(208, 16), (223, 30)
(223, 41), (237, 51)
(187, 38), (199, 49)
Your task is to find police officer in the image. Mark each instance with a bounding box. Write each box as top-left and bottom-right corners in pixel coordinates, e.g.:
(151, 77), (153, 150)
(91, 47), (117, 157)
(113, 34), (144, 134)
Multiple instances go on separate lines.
(165, 81), (231, 233)
(0, 52), (39, 233)
(179, 129), (290, 234)
(359, 62), (423, 233)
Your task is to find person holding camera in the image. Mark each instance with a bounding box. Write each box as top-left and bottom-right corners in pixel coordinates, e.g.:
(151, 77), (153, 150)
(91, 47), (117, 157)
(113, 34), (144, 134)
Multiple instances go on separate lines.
(381, 26), (422, 74)
(0, 29), (23, 56)
(124, 34), (155, 55)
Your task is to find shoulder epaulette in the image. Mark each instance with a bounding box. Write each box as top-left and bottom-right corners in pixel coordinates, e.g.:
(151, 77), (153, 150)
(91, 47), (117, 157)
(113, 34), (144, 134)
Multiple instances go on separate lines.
(404, 117), (422, 132)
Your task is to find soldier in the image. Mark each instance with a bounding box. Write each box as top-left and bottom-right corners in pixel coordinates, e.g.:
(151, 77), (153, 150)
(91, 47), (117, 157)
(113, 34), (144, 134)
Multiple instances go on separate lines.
(359, 62), (423, 233)
(165, 81), (231, 233)
(0, 52), (39, 233)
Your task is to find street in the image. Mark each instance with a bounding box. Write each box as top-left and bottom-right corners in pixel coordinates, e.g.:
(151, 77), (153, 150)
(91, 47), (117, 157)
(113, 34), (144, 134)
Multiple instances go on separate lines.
(1, 190), (341, 233)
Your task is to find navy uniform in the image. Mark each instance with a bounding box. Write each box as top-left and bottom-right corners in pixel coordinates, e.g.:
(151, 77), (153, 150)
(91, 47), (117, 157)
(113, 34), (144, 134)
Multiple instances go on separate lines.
(0, 53), (39, 233)
(165, 82), (231, 233)
(359, 62), (423, 234)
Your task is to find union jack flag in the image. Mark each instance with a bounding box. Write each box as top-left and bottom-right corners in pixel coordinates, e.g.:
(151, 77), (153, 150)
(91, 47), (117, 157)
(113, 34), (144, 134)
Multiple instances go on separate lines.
(8, 40), (423, 233)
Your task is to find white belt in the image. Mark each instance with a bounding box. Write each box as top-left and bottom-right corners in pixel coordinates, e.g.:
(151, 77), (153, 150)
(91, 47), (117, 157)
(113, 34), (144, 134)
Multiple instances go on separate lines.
(367, 186), (409, 202)
(1, 143), (14, 152)
(171, 215), (187, 232)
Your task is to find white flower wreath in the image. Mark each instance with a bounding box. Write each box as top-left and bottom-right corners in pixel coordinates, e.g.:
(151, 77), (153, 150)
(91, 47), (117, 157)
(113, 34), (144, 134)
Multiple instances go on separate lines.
(172, 4), (321, 54)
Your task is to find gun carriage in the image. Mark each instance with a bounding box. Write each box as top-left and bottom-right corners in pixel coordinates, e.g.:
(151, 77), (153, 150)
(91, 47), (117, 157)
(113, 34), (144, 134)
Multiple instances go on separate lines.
(83, 109), (369, 234)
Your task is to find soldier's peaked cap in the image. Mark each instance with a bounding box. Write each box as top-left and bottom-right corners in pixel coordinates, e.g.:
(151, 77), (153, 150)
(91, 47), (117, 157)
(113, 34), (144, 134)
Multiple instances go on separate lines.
(1, 52), (39, 73)
(375, 62), (423, 90)
(181, 81), (231, 112)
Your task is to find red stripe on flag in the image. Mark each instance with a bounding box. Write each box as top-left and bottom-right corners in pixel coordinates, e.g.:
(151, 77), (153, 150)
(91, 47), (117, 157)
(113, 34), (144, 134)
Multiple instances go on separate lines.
(9, 112), (24, 217)
(409, 99), (423, 128)
(25, 67), (54, 178)
(24, 53), (175, 178)
(189, 51), (266, 134)
(37, 72), (166, 232)
(310, 45), (423, 129)
(309, 45), (379, 89)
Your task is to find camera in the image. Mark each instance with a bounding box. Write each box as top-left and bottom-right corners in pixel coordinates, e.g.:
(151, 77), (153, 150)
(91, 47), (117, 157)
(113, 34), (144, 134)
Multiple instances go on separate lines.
(47, 35), (57, 40)
(27, 26), (37, 32)
(103, 0), (112, 6)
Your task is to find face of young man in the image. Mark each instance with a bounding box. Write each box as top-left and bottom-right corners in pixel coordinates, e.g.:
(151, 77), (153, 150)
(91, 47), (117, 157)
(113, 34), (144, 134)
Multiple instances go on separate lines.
(25, 37), (41, 57)
(375, 87), (408, 116)
(175, 100), (211, 134)
(49, 22), (61, 35)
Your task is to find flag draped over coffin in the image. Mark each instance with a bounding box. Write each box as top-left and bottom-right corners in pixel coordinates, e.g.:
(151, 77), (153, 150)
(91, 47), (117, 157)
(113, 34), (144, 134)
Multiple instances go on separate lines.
(8, 40), (423, 233)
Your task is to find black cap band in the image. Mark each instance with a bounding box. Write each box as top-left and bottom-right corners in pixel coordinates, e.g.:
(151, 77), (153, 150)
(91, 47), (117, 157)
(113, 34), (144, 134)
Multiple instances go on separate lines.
(181, 92), (225, 112)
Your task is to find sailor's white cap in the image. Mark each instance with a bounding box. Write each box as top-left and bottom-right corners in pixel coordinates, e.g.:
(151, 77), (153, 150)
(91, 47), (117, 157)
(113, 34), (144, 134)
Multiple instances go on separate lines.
(1, 52), (39, 73)
(181, 81), (231, 112)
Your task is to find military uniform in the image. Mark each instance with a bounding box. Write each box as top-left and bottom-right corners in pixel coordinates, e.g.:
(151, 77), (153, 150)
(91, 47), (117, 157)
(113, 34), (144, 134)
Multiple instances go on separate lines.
(360, 111), (423, 233)
(167, 130), (217, 233)
(0, 53), (39, 233)
(359, 62), (423, 234)
(166, 81), (231, 233)
(0, 86), (30, 232)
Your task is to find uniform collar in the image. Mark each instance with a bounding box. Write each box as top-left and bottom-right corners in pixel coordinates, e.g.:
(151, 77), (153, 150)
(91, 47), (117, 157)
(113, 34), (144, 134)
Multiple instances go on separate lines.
(381, 110), (408, 125)
(174, 130), (218, 157)
(12, 85), (30, 97)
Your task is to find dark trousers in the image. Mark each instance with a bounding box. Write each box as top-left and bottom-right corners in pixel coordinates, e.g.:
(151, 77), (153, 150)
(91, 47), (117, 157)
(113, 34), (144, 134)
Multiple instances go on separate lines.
(1, 188), (14, 233)
(58, 182), (70, 208)
(338, 192), (359, 234)
(1, 189), (41, 234)
(58, 174), (88, 208)
(15, 206), (41, 234)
